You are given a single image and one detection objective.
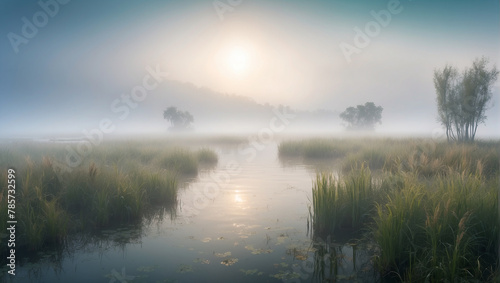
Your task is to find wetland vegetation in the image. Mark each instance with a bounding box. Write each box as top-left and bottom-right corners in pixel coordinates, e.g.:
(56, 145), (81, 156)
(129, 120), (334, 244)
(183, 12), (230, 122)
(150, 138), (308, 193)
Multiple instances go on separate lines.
(280, 138), (499, 281)
(0, 136), (498, 282)
(0, 140), (218, 255)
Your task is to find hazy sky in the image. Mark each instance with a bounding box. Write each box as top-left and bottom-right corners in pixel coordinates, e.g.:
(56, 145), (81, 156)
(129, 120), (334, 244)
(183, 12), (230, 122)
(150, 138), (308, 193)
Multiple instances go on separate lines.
(1, 0), (499, 137)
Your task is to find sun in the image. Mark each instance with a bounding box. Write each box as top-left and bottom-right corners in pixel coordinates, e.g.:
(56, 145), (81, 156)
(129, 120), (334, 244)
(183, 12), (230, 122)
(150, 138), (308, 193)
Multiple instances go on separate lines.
(227, 47), (250, 74)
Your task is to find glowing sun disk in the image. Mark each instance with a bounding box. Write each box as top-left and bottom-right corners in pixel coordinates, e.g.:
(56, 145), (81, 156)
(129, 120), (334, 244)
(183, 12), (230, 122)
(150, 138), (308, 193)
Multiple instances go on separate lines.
(228, 47), (250, 73)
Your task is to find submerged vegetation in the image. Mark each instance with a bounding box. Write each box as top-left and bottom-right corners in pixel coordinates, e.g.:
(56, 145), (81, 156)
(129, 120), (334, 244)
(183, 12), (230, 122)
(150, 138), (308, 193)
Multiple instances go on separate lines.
(0, 140), (218, 255)
(285, 138), (499, 281)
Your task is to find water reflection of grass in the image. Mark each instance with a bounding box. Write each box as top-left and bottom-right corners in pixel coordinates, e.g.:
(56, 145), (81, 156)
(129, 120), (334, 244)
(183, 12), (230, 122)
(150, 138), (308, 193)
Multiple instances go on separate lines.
(284, 138), (499, 282)
(312, 241), (373, 282)
(0, 140), (218, 256)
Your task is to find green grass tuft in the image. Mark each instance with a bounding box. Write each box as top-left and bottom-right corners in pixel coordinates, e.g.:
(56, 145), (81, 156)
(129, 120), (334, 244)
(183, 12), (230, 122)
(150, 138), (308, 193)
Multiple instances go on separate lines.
(310, 163), (374, 236)
(159, 149), (198, 175)
(196, 148), (218, 164)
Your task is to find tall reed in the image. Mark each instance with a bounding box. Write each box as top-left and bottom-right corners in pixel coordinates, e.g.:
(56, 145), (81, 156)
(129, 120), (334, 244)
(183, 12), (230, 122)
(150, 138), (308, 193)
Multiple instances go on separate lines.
(372, 171), (498, 281)
(311, 172), (343, 235)
(159, 149), (198, 175)
(310, 164), (374, 237)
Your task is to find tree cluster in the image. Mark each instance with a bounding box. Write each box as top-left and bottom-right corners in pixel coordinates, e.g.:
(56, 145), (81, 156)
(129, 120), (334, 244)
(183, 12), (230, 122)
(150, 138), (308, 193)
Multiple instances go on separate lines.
(163, 106), (194, 131)
(340, 102), (383, 131)
(434, 57), (498, 142)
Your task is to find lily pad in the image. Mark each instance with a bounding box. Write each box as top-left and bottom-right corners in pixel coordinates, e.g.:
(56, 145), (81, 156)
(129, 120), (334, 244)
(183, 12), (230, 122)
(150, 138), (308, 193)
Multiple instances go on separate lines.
(193, 258), (210, 264)
(295, 254), (308, 261)
(270, 271), (300, 280)
(245, 245), (273, 255)
(177, 264), (194, 273)
(276, 235), (288, 245)
(240, 269), (263, 276)
(221, 258), (239, 266)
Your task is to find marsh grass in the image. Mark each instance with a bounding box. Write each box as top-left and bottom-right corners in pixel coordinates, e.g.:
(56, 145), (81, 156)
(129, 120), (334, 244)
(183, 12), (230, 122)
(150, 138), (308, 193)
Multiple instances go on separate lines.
(280, 138), (499, 178)
(42, 198), (68, 243)
(372, 172), (498, 281)
(196, 148), (219, 164)
(311, 168), (499, 281)
(133, 171), (177, 205)
(302, 138), (499, 281)
(342, 149), (388, 172)
(0, 140), (217, 255)
(311, 173), (342, 235)
(372, 179), (426, 274)
(279, 139), (359, 159)
(310, 164), (374, 236)
(159, 149), (199, 175)
(377, 171), (498, 281)
(344, 164), (373, 228)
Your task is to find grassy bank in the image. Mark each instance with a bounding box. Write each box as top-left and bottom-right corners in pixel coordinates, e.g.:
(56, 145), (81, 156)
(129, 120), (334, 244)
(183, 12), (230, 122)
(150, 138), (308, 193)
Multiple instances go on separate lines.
(0, 140), (218, 254)
(289, 138), (499, 281)
(279, 138), (499, 177)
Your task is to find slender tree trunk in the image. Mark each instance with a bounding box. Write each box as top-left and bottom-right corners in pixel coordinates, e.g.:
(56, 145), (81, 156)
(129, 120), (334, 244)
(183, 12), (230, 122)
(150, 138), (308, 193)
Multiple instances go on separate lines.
(446, 125), (450, 142)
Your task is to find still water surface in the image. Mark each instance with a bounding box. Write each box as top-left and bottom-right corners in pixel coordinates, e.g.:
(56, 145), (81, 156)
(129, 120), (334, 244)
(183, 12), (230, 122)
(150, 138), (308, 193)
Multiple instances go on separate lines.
(2, 142), (374, 282)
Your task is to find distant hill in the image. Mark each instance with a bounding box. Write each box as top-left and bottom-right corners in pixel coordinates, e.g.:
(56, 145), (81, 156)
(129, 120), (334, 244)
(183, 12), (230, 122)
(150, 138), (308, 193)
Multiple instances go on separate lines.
(129, 80), (342, 133)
